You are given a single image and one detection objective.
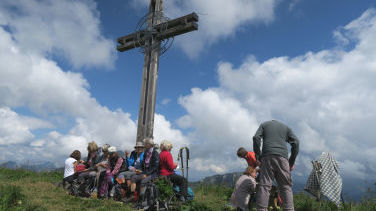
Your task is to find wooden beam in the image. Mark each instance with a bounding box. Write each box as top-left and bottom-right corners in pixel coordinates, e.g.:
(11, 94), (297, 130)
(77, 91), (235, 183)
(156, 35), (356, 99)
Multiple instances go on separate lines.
(117, 12), (198, 45)
(158, 12), (198, 30)
(117, 21), (198, 52)
(157, 22), (198, 40)
(117, 30), (146, 45)
(117, 40), (143, 52)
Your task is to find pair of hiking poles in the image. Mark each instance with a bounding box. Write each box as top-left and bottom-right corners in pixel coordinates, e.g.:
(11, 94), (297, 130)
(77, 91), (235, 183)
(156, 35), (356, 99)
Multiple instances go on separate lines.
(177, 147), (189, 181)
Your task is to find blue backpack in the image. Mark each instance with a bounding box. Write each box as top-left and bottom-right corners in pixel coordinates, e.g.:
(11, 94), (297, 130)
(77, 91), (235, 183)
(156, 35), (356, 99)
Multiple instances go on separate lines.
(173, 186), (194, 201)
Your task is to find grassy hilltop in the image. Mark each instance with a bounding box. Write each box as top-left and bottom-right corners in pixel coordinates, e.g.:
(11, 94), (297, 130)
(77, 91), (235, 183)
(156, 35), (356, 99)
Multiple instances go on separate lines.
(1, 168), (376, 211)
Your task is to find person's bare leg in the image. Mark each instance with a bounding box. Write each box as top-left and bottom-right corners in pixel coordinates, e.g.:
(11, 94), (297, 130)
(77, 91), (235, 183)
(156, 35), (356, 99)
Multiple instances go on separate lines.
(131, 182), (137, 192)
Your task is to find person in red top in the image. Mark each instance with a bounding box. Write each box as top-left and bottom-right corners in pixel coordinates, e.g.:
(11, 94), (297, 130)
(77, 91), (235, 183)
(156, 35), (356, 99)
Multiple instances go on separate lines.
(237, 147), (258, 168)
(159, 140), (187, 202)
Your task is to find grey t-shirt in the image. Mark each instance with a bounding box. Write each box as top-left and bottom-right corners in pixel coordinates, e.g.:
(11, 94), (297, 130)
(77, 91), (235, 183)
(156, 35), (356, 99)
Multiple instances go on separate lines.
(253, 120), (299, 165)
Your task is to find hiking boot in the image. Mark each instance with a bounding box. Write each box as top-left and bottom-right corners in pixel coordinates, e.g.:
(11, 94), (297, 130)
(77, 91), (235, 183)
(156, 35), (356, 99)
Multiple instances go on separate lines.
(110, 187), (115, 197)
(179, 195), (186, 204)
(132, 203), (143, 210)
(122, 196), (134, 203)
(80, 189), (91, 198)
(63, 183), (71, 190)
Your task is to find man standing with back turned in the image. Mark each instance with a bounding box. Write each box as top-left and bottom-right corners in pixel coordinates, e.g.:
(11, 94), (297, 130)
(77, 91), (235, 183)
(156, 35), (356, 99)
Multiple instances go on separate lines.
(253, 120), (299, 211)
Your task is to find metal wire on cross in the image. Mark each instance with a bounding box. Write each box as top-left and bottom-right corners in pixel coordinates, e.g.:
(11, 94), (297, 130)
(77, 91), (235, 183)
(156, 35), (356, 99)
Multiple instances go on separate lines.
(134, 11), (174, 55)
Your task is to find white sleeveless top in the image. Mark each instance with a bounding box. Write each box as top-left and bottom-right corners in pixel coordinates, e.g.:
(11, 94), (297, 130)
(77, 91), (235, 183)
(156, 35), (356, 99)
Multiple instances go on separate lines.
(64, 157), (77, 178)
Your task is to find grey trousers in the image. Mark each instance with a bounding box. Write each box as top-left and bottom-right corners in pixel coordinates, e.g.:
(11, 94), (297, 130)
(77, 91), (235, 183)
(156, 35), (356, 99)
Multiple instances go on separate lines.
(256, 155), (294, 211)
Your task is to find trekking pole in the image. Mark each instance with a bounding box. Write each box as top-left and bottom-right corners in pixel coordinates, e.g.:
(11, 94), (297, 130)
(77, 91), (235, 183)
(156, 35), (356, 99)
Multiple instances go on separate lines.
(185, 147), (189, 182)
(178, 147), (190, 179)
(178, 147), (185, 178)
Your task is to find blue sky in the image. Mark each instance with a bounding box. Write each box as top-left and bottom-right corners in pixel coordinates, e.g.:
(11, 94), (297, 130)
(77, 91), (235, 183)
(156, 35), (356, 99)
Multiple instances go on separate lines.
(1, 0), (376, 198)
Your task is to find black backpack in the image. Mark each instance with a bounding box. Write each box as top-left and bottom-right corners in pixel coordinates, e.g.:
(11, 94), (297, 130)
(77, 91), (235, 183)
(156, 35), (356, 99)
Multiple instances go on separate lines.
(69, 179), (81, 196)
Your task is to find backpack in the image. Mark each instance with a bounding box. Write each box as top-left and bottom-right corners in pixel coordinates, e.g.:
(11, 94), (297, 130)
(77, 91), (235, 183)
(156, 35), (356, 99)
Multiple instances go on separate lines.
(173, 186), (194, 201)
(112, 182), (125, 201)
(140, 183), (160, 210)
(69, 179), (81, 196)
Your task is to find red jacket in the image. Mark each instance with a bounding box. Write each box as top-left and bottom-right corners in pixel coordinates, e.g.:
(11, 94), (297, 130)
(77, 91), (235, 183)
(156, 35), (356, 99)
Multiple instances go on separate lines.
(159, 150), (177, 176)
(246, 151), (257, 168)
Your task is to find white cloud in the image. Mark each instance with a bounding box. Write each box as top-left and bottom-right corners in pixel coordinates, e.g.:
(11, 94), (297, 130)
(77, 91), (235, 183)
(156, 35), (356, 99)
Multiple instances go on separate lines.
(176, 8), (376, 179)
(161, 98), (171, 105)
(0, 0), (134, 164)
(177, 88), (259, 176)
(131, 0), (279, 57)
(0, 107), (51, 145)
(0, 0), (116, 69)
(288, 0), (301, 11)
(0, 25), (135, 161)
(154, 114), (190, 158)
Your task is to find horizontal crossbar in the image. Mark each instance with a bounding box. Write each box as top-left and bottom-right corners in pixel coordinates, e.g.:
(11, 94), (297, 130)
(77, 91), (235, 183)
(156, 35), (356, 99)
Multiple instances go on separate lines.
(117, 22), (197, 52)
(117, 12), (198, 52)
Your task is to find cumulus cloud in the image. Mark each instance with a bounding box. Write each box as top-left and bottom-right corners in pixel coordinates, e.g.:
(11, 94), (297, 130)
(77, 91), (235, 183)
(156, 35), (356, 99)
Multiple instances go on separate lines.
(0, 20), (135, 163)
(0, 0), (116, 69)
(176, 8), (376, 180)
(154, 114), (190, 158)
(161, 98), (171, 105)
(177, 88), (259, 175)
(0, 107), (52, 145)
(0, 0), (131, 165)
(131, 0), (279, 57)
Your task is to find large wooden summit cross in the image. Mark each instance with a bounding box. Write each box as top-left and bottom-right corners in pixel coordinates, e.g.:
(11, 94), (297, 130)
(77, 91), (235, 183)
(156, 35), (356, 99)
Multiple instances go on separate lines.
(117, 0), (198, 144)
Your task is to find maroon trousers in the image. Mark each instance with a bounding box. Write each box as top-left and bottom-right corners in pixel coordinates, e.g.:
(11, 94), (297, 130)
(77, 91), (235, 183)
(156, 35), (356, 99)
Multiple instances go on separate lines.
(256, 155), (294, 211)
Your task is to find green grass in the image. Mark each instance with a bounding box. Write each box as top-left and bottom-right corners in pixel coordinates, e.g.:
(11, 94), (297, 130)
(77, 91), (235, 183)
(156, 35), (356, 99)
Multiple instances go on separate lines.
(192, 185), (233, 210)
(1, 168), (376, 210)
(0, 168), (132, 210)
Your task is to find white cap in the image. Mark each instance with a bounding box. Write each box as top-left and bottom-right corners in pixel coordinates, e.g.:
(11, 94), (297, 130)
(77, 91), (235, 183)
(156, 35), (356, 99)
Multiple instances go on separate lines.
(108, 146), (117, 153)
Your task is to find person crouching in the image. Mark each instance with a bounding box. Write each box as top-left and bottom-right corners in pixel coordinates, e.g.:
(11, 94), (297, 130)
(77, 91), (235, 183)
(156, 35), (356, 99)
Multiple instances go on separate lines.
(231, 166), (257, 211)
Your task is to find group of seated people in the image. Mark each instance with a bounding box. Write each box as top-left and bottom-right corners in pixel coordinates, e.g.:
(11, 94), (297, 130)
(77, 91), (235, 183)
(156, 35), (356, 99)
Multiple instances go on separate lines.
(62, 137), (187, 203)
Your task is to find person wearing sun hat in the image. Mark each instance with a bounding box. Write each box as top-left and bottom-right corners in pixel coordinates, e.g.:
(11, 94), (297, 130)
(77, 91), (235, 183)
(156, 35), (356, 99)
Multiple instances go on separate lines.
(99, 146), (127, 198)
(127, 138), (159, 202)
(107, 146), (127, 177)
(119, 142), (145, 201)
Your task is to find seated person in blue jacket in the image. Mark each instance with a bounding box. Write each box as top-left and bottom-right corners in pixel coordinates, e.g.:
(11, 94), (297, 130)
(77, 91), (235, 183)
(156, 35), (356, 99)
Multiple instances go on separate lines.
(128, 138), (159, 202)
(118, 142), (144, 199)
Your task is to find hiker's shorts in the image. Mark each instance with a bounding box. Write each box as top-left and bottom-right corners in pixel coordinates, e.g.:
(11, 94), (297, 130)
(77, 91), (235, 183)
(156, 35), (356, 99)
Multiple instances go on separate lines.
(131, 174), (156, 186)
(256, 155), (294, 211)
(118, 171), (137, 180)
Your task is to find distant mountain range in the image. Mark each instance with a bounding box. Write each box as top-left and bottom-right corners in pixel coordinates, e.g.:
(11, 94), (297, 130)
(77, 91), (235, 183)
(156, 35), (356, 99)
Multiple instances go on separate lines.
(197, 172), (305, 193)
(198, 172), (242, 187)
(0, 160), (56, 172)
(196, 172), (367, 202)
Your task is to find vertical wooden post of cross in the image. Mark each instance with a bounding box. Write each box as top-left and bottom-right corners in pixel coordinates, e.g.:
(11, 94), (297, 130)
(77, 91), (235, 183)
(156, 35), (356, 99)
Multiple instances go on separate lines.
(116, 0), (198, 144)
